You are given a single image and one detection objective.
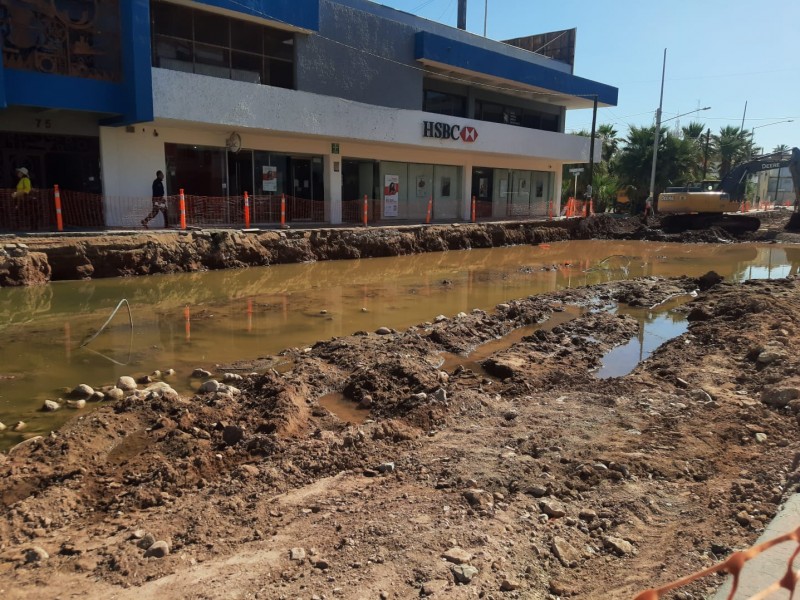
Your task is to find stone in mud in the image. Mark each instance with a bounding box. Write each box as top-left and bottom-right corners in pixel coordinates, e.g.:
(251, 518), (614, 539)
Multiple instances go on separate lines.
(552, 536), (581, 567)
(421, 580), (449, 596)
(89, 391), (104, 402)
(434, 315), (448, 323)
(757, 350), (785, 366)
(527, 485), (548, 498)
(25, 546), (49, 563)
(42, 400), (60, 412)
(603, 536), (635, 556)
(761, 386), (800, 408)
(463, 489), (494, 509)
(117, 376), (137, 391)
(191, 368), (212, 378)
(376, 462), (395, 474)
(0, 421), (6, 431)
(144, 540), (170, 558)
(199, 379), (220, 393)
(71, 384), (94, 398)
(222, 373), (244, 383)
(442, 547), (472, 564)
(539, 499), (566, 518)
(105, 387), (124, 401)
(431, 388), (447, 402)
(450, 563), (479, 584)
(137, 533), (156, 549)
(12, 421), (26, 431)
(755, 432), (768, 443)
(697, 270), (723, 291)
(136, 375), (153, 385)
(290, 547), (306, 561)
(66, 399), (86, 409)
(375, 327), (392, 335)
(500, 577), (521, 591)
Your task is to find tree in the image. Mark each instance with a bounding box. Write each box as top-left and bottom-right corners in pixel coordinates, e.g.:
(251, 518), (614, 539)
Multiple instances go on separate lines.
(596, 124), (619, 164)
(774, 144), (790, 154)
(681, 121), (705, 141)
(712, 126), (752, 179)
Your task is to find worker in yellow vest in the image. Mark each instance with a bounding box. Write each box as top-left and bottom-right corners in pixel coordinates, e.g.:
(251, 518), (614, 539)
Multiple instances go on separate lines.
(12, 167), (31, 199)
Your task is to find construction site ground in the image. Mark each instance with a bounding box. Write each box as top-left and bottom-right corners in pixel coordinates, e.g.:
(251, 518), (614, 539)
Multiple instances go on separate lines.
(3, 262), (800, 598)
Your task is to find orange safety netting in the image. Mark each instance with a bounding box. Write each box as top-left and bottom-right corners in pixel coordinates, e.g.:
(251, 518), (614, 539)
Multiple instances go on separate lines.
(563, 197), (595, 218)
(635, 524), (800, 600)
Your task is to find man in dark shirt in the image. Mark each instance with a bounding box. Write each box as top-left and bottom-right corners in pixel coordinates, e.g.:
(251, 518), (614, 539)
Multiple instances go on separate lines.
(142, 170), (168, 228)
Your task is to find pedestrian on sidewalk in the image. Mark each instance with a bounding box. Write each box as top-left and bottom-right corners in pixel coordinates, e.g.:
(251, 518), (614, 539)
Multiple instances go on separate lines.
(142, 170), (168, 228)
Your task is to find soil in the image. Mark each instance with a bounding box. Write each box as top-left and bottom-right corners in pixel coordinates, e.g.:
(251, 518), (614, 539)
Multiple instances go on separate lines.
(2, 272), (800, 599)
(2, 209), (798, 286)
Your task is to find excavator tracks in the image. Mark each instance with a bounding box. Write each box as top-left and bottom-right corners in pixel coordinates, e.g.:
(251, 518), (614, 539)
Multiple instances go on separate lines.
(660, 213), (760, 235)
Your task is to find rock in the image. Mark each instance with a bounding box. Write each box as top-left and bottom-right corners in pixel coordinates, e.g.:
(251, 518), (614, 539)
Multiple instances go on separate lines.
(89, 391), (104, 402)
(42, 399), (60, 412)
(222, 425), (244, 445)
(757, 350), (784, 366)
(421, 580), (449, 596)
(223, 373), (244, 383)
(527, 485), (548, 498)
(360, 307), (368, 313)
(503, 410), (518, 421)
(450, 563), (479, 584)
(496, 303), (510, 311)
(136, 375), (152, 385)
(463, 489), (494, 509)
(191, 368), (212, 378)
(164, 368), (176, 376)
(12, 421), (26, 431)
(431, 388), (447, 402)
(375, 327), (392, 335)
(755, 432), (768, 443)
(66, 399), (86, 409)
(761, 387), (800, 408)
(376, 462), (395, 474)
(675, 377), (689, 389)
(144, 540), (170, 558)
(697, 270), (723, 290)
(604, 536), (635, 556)
(690, 389), (713, 403)
(442, 547), (472, 564)
(144, 382), (179, 400)
(71, 384), (94, 398)
(412, 392), (428, 402)
(434, 315), (448, 323)
(105, 387), (124, 401)
(136, 533), (156, 549)
(200, 379), (220, 393)
(539, 499), (566, 518)
(290, 547), (306, 561)
(358, 395), (373, 409)
(0, 421), (5, 432)
(313, 559), (330, 569)
(240, 464), (260, 477)
(552, 536), (581, 567)
(500, 577), (521, 591)
(25, 546), (49, 563)
(117, 376), (137, 391)
(578, 508), (597, 521)
(150, 370), (162, 379)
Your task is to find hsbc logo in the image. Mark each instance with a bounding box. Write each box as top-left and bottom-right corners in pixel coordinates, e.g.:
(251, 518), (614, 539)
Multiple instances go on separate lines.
(423, 121), (479, 143)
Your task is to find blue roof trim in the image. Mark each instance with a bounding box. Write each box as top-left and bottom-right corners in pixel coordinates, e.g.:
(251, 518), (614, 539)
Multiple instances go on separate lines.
(193, 0), (320, 31)
(415, 32), (618, 106)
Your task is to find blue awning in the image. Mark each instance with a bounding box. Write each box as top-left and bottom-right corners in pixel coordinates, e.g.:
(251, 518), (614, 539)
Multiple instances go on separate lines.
(415, 32), (618, 109)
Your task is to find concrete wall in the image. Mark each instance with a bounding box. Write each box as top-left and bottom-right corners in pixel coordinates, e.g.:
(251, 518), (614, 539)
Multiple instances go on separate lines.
(295, 0), (422, 110)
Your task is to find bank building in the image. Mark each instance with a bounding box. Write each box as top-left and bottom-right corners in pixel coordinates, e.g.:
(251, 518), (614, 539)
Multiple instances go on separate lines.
(0, 0), (618, 229)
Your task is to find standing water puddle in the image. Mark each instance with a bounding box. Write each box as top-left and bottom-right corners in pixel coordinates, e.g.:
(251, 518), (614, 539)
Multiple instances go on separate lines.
(0, 240), (798, 446)
(318, 392), (369, 424)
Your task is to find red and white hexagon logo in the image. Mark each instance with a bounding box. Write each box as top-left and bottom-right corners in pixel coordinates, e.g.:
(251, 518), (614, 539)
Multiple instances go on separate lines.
(460, 126), (478, 143)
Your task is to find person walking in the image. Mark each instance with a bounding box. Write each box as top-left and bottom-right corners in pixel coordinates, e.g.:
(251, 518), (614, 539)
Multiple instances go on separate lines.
(11, 167), (32, 230)
(142, 170), (168, 228)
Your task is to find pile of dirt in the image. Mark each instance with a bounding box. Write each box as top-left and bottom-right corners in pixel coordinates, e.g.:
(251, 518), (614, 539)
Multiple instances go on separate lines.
(2, 275), (800, 599)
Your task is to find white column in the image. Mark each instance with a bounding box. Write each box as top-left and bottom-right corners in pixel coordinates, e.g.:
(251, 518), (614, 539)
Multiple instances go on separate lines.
(460, 161), (473, 221)
(324, 152), (342, 224)
(552, 167), (563, 216)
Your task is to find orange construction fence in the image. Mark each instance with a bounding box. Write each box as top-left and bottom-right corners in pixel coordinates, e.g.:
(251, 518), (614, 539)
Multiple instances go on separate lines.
(563, 197), (595, 218)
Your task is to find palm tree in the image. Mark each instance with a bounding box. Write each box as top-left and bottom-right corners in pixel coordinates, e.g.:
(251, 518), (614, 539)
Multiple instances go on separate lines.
(596, 124), (619, 164)
(712, 126), (751, 178)
(681, 121), (705, 141)
(774, 144), (790, 154)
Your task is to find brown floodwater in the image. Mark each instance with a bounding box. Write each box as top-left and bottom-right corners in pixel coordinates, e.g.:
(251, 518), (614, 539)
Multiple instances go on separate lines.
(0, 240), (798, 446)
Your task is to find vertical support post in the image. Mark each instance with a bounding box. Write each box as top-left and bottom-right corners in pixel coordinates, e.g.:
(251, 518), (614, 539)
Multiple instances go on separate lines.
(179, 188), (186, 230)
(471, 196), (476, 223)
(426, 195), (432, 224)
(648, 48), (667, 215)
(243, 191), (250, 229)
(586, 94), (598, 217)
(281, 193), (287, 228)
(548, 199), (552, 221)
(363, 194), (368, 227)
(54, 185), (63, 231)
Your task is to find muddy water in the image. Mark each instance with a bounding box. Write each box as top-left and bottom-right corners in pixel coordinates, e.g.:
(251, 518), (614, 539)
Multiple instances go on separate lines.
(0, 241), (798, 444)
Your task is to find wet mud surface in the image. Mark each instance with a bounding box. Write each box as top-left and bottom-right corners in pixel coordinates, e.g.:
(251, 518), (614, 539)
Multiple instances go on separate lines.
(2, 273), (800, 599)
(2, 210), (799, 286)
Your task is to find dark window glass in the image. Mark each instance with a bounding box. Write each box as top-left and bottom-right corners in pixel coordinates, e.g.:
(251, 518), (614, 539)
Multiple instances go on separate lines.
(231, 19), (263, 54)
(268, 59), (293, 89)
(476, 101), (503, 124)
(152, 2), (192, 39)
(194, 11), (229, 47)
(423, 90), (466, 117)
(194, 43), (229, 78)
(264, 33), (294, 61)
(153, 35), (193, 72)
(232, 51), (263, 84)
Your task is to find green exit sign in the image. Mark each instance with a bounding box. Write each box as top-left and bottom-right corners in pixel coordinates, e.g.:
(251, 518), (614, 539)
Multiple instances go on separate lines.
(331, 143), (340, 155)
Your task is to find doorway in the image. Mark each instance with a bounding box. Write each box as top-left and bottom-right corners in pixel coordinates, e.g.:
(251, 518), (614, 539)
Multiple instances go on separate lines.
(227, 151), (254, 196)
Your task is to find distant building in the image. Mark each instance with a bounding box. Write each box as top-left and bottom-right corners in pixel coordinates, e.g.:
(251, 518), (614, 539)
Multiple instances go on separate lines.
(0, 0), (618, 227)
(756, 166), (795, 206)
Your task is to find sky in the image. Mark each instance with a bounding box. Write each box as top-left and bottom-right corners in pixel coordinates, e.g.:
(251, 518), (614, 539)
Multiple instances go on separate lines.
(377, 0), (800, 153)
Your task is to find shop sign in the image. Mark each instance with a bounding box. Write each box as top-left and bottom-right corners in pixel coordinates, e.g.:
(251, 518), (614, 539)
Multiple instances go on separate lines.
(384, 174), (399, 217)
(423, 121), (479, 143)
(262, 166), (277, 192)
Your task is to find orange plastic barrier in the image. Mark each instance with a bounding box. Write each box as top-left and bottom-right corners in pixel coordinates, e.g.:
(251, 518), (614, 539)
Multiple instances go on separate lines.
(53, 185), (63, 231)
(471, 195), (476, 223)
(280, 193), (286, 228)
(362, 194), (368, 226)
(243, 191), (250, 229)
(179, 189), (186, 229)
(426, 195), (432, 224)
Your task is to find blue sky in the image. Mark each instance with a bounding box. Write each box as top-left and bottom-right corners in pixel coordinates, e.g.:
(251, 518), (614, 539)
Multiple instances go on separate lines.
(378, 0), (800, 153)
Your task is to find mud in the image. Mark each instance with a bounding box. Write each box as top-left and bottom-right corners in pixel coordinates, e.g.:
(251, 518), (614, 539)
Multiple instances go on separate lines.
(3, 273), (800, 599)
(1, 210), (795, 286)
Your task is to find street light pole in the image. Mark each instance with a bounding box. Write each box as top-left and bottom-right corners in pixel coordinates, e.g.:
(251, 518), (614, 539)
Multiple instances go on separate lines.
(646, 48), (667, 215)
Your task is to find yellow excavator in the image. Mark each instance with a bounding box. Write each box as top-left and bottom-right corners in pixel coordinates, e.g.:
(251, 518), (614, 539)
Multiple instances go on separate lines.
(657, 147), (800, 232)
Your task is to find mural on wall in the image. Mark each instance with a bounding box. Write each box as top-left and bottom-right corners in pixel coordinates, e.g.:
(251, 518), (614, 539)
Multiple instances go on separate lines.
(0, 0), (121, 81)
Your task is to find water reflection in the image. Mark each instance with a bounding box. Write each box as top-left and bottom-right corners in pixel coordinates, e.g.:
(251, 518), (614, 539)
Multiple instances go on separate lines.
(0, 241), (798, 444)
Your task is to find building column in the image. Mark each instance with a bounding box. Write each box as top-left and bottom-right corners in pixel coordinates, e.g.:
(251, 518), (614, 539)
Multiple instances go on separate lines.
(552, 167), (563, 216)
(460, 161), (473, 220)
(324, 151), (342, 224)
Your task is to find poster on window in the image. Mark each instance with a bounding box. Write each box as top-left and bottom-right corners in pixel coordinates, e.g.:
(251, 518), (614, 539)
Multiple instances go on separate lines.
(262, 166), (277, 192)
(384, 174), (399, 217)
(416, 175), (427, 198)
(440, 176), (451, 198)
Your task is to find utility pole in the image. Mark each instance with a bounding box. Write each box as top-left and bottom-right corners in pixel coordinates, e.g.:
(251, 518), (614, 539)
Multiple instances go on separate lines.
(585, 94), (598, 216)
(483, 0), (488, 36)
(740, 100), (747, 131)
(702, 128), (711, 181)
(647, 48), (667, 215)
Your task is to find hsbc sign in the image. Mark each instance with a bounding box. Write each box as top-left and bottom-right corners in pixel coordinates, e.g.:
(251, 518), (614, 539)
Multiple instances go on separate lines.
(423, 121), (479, 143)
